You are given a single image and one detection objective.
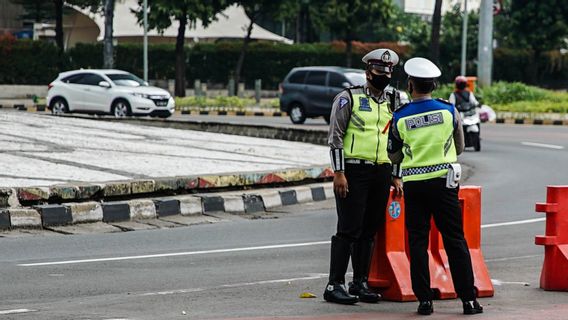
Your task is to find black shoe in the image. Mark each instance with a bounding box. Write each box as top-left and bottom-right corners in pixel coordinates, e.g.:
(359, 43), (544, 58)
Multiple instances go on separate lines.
(348, 280), (381, 303)
(463, 300), (483, 315)
(417, 300), (434, 315)
(324, 283), (359, 305)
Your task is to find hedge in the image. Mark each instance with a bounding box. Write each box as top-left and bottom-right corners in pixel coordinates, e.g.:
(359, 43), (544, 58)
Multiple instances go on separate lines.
(2, 38), (568, 91)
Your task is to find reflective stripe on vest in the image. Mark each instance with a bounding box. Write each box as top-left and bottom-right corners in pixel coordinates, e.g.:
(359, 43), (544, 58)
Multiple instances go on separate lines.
(396, 108), (457, 182)
(343, 90), (392, 164)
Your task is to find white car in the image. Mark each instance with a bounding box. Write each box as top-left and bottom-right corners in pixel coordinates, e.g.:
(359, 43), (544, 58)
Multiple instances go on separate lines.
(47, 69), (175, 118)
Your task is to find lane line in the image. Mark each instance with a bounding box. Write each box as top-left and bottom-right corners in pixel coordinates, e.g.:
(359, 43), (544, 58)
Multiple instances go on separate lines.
(491, 279), (531, 286)
(0, 309), (36, 315)
(521, 141), (564, 150)
(486, 255), (541, 262)
(18, 218), (546, 267)
(140, 274), (329, 297)
(18, 241), (331, 267)
(481, 217), (545, 229)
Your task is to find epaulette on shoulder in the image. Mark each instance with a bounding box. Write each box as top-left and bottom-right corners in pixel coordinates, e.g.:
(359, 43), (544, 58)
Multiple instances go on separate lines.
(394, 102), (410, 112)
(435, 98), (453, 105)
(347, 85), (364, 90)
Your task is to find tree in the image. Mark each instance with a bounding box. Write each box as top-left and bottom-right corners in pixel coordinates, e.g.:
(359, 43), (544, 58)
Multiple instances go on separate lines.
(312, 0), (393, 67)
(495, 0), (568, 81)
(72, 0), (114, 68)
(429, 0), (443, 65)
(135, 0), (229, 97)
(232, 1), (290, 91)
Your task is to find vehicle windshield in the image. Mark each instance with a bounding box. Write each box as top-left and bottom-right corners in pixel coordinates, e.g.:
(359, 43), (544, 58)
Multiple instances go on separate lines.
(345, 72), (366, 86)
(106, 73), (146, 87)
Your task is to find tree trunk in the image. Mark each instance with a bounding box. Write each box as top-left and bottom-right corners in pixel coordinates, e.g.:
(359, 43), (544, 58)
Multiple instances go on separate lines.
(175, 13), (187, 97)
(345, 37), (353, 68)
(54, 0), (64, 54)
(430, 0), (443, 65)
(234, 13), (255, 93)
(103, 0), (115, 69)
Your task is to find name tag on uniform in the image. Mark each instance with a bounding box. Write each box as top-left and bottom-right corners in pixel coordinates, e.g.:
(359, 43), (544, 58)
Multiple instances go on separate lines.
(359, 97), (372, 112)
(405, 112), (444, 130)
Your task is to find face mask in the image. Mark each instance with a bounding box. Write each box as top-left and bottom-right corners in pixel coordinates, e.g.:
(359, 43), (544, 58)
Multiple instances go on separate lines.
(369, 74), (390, 91)
(456, 82), (467, 90)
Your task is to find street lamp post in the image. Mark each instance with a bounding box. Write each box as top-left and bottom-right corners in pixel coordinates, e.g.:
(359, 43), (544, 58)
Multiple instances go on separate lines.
(460, 0), (468, 76)
(143, 0), (148, 82)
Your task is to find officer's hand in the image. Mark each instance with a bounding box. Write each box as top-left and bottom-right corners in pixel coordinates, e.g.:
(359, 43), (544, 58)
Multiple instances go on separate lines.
(333, 172), (349, 198)
(392, 177), (403, 199)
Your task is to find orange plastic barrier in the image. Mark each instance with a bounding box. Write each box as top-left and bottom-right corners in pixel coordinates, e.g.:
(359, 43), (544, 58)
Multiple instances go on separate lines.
(368, 194), (415, 301)
(535, 186), (568, 291)
(368, 186), (494, 301)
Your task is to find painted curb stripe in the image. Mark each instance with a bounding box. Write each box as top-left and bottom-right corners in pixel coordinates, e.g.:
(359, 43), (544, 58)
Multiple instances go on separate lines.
(102, 202), (131, 222)
(154, 199), (180, 217)
(201, 196), (224, 212)
(36, 205), (72, 226)
(243, 195), (265, 213)
(0, 210), (10, 228)
(311, 187), (326, 201)
(279, 190), (298, 206)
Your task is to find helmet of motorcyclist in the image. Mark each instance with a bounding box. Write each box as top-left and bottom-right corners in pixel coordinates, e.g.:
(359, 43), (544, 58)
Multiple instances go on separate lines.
(455, 75), (468, 90)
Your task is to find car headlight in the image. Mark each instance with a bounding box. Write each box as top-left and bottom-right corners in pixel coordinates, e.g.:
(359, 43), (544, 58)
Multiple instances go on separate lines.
(130, 92), (151, 99)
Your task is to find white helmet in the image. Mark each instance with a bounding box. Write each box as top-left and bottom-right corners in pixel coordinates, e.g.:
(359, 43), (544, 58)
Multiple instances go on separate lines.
(404, 57), (441, 79)
(362, 49), (399, 73)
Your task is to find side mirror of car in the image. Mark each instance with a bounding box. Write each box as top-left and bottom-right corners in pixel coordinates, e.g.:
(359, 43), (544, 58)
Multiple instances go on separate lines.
(342, 82), (351, 88)
(98, 81), (111, 88)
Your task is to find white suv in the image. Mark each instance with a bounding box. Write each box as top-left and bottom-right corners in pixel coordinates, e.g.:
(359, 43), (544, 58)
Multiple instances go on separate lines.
(47, 69), (175, 118)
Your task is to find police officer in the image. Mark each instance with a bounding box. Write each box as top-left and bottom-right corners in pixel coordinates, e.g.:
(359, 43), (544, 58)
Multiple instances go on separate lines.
(325, 48), (400, 305)
(387, 57), (483, 315)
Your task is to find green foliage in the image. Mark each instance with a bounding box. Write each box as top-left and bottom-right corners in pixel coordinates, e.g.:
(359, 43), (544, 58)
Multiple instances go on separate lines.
(479, 82), (547, 105)
(431, 83), (455, 101)
(174, 96), (279, 110)
(0, 38), (63, 84)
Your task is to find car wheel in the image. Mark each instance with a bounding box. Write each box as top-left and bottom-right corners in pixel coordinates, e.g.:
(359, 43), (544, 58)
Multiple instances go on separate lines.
(157, 114), (171, 119)
(51, 98), (68, 116)
(289, 103), (306, 124)
(112, 100), (132, 118)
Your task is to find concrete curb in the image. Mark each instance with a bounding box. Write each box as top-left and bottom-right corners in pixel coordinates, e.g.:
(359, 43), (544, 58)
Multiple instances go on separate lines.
(495, 118), (568, 125)
(0, 183), (333, 229)
(2, 166), (333, 208)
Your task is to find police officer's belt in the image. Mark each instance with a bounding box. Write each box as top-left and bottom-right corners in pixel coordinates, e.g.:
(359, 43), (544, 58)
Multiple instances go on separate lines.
(345, 159), (377, 165)
(402, 163), (450, 176)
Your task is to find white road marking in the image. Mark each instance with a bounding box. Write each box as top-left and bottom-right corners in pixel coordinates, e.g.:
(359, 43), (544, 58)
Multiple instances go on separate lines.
(18, 241), (331, 267)
(140, 274), (329, 297)
(486, 255), (541, 262)
(491, 279), (530, 286)
(18, 217), (546, 267)
(0, 309), (36, 315)
(481, 217), (545, 229)
(521, 142), (564, 150)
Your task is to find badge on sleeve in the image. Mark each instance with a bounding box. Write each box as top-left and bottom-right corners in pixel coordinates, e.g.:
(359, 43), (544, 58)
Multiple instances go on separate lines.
(338, 96), (349, 109)
(359, 97), (372, 111)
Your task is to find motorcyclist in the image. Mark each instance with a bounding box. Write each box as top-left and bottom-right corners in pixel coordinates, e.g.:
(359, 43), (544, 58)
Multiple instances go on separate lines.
(449, 76), (479, 113)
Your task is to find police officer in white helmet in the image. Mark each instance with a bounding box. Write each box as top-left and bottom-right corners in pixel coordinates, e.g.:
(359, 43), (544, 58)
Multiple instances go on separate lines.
(387, 57), (483, 315)
(325, 48), (401, 305)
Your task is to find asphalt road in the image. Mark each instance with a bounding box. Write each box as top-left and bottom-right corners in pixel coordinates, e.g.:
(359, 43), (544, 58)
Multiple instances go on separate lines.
(1, 123), (568, 319)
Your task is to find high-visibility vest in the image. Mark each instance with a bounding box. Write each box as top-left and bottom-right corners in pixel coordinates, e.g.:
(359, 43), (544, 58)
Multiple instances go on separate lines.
(394, 99), (457, 182)
(343, 88), (392, 164)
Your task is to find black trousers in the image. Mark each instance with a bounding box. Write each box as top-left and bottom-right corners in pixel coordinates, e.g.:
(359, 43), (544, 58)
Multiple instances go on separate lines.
(335, 163), (391, 242)
(404, 178), (476, 302)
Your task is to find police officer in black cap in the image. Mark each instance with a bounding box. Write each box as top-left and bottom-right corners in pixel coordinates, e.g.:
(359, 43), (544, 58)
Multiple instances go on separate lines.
(324, 48), (401, 305)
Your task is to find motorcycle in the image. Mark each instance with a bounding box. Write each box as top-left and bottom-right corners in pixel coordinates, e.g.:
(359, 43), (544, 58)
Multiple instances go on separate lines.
(460, 107), (481, 152)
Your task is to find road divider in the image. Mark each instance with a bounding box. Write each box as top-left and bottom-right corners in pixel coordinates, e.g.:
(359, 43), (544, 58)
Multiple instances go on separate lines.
(1, 183), (333, 229)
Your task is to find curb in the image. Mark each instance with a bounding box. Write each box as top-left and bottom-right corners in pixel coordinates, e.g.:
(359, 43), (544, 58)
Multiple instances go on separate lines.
(1, 166), (334, 208)
(495, 118), (568, 125)
(0, 183), (333, 229)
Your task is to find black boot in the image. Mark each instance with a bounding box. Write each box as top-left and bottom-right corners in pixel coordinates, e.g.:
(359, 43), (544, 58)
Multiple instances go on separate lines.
(463, 300), (483, 315)
(323, 236), (358, 305)
(349, 240), (381, 303)
(417, 300), (434, 315)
